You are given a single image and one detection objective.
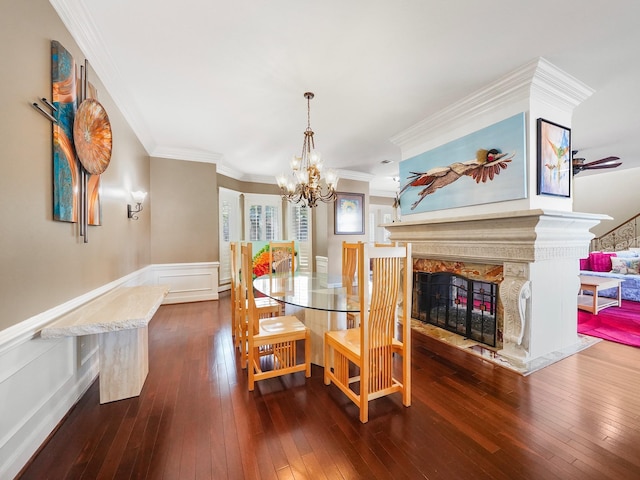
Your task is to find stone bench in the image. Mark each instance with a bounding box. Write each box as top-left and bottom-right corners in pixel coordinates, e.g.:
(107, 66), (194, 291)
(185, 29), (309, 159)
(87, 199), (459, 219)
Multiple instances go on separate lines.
(41, 285), (169, 404)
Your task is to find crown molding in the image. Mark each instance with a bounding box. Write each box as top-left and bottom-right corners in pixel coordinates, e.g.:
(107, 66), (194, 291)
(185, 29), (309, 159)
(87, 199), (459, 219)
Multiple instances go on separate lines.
(216, 163), (243, 180)
(50, 0), (157, 153)
(530, 57), (594, 111)
(389, 57), (594, 151)
(336, 170), (375, 182)
(150, 147), (223, 164)
(370, 189), (396, 198)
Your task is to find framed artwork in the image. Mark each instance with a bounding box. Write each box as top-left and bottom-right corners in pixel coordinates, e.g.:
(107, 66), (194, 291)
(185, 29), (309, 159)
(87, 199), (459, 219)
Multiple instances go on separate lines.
(537, 118), (571, 197)
(398, 113), (527, 214)
(51, 40), (103, 225)
(334, 192), (364, 235)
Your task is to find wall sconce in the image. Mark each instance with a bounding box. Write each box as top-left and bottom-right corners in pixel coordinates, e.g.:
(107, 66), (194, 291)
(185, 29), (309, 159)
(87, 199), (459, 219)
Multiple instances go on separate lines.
(127, 190), (147, 220)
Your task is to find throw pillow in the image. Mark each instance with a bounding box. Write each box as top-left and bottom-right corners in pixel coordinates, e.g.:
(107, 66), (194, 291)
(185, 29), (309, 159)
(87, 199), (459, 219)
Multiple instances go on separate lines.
(611, 257), (640, 275)
(614, 250), (640, 258)
(579, 257), (591, 270)
(589, 252), (617, 272)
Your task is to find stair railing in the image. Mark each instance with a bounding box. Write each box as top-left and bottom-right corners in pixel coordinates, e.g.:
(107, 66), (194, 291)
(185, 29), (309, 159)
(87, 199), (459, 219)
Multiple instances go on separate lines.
(591, 212), (640, 251)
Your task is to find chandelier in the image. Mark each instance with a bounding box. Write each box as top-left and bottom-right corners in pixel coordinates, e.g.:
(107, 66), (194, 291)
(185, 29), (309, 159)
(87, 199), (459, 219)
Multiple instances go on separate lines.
(276, 92), (338, 208)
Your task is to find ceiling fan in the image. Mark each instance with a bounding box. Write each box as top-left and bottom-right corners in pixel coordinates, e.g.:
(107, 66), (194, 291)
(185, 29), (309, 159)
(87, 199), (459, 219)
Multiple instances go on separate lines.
(572, 150), (622, 175)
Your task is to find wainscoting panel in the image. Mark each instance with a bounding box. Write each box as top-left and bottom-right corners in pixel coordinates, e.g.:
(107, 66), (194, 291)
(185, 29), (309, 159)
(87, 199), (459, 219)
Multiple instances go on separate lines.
(151, 262), (220, 304)
(0, 335), (98, 480)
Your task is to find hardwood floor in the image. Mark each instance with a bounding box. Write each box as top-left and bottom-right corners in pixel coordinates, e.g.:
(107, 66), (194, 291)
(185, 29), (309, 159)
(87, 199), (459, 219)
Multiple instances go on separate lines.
(18, 294), (640, 479)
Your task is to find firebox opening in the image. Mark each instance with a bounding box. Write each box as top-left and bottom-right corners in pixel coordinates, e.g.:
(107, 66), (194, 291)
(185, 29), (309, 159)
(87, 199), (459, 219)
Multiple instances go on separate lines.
(412, 271), (499, 347)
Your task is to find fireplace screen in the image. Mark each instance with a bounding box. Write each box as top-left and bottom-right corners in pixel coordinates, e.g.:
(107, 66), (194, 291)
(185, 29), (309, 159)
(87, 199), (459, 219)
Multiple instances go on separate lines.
(412, 272), (497, 347)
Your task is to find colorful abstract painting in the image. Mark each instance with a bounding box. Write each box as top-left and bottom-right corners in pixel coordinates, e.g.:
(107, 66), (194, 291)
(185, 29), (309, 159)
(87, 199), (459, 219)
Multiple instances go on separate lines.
(537, 118), (571, 197)
(51, 40), (78, 222)
(51, 41), (102, 225)
(398, 113), (527, 214)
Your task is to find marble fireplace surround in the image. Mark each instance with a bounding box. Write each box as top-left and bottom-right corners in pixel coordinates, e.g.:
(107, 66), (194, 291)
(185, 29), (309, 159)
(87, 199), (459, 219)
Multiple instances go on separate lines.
(385, 209), (607, 367)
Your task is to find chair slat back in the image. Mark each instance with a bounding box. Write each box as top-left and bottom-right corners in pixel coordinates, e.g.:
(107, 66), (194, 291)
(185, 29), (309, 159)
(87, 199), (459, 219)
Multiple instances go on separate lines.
(230, 242), (240, 333)
(359, 243), (411, 393)
(342, 241), (360, 293)
(240, 242), (259, 335)
(269, 241), (295, 275)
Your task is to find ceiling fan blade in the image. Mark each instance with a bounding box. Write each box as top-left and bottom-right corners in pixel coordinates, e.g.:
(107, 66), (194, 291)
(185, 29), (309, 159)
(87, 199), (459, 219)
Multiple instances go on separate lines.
(584, 156), (620, 167)
(583, 162), (622, 170)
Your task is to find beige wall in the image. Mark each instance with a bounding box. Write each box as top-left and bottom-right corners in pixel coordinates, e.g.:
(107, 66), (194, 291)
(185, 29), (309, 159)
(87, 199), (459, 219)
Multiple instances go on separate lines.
(324, 179), (370, 274)
(150, 158), (218, 263)
(218, 174), (281, 196)
(0, 0), (151, 331)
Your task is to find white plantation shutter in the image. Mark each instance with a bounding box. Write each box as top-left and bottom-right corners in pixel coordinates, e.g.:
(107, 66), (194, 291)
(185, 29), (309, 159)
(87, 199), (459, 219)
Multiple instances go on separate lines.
(218, 188), (241, 284)
(288, 203), (312, 272)
(244, 194), (282, 242)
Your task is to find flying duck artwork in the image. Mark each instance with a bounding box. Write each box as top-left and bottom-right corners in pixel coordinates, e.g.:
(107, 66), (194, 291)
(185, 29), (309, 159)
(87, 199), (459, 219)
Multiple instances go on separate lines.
(399, 148), (514, 210)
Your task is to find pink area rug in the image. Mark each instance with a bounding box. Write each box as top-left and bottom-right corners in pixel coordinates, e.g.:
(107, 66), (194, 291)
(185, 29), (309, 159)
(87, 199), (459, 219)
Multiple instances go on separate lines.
(578, 300), (640, 348)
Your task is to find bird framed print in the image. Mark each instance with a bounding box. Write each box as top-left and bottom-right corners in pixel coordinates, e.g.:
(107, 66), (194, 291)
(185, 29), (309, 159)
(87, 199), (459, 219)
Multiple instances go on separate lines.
(398, 113), (527, 214)
(537, 118), (571, 197)
(334, 192), (365, 234)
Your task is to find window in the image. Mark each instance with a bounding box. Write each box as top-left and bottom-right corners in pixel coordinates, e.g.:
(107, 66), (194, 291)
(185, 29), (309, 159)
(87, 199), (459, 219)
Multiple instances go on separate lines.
(244, 194), (282, 242)
(290, 204), (309, 242)
(288, 203), (312, 272)
(218, 188), (241, 284)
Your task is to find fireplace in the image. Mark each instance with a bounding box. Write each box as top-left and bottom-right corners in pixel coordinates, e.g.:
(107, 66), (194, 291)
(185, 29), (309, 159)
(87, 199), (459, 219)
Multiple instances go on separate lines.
(384, 210), (605, 366)
(413, 271), (499, 347)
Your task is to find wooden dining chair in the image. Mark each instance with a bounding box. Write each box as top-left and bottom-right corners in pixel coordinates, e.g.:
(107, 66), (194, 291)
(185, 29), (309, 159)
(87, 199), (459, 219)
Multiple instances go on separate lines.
(342, 241), (361, 328)
(241, 242), (311, 390)
(230, 241), (241, 344)
(231, 242), (280, 365)
(324, 242), (412, 423)
(269, 240), (296, 275)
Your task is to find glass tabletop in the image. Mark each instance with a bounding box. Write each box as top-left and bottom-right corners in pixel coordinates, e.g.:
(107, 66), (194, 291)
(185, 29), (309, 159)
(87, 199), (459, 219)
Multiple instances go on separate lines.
(253, 272), (361, 313)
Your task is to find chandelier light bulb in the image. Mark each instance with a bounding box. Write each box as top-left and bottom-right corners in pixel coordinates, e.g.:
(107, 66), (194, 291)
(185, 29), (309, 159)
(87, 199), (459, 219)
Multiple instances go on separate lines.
(276, 173), (288, 189)
(309, 149), (321, 165)
(291, 155), (301, 170)
(325, 169), (338, 188)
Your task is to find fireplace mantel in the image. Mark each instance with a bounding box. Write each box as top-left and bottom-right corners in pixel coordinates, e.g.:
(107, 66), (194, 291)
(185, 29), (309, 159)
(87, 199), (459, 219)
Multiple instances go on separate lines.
(384, 209), (608, 366)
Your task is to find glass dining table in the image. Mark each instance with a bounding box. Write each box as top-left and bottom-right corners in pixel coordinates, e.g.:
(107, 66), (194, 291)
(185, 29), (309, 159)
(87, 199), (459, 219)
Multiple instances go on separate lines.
(253, 272), (360, 366)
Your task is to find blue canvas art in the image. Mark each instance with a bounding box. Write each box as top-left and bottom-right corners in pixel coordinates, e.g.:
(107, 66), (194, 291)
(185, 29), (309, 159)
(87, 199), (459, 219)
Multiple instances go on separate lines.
(398, 113), (527, 214)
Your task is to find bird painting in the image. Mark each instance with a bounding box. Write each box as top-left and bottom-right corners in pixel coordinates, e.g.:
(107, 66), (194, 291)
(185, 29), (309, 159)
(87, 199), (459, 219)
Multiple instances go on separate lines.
(399, 148), (514, 210)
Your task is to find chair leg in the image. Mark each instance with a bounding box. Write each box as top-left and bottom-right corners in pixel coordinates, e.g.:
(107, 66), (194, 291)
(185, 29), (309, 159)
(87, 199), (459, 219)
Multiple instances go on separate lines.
(402, 346), (411, 407)
(248, 343), (255, 391)
(323, 334), (331, 385)
(240, 328), (247, 369)
(359, 368), (369, 423)
(305, 330), (311, 378)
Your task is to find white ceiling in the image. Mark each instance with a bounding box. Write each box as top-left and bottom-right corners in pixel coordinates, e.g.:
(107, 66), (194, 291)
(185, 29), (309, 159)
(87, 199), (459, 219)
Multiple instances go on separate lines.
(53, 0), (640, 196)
